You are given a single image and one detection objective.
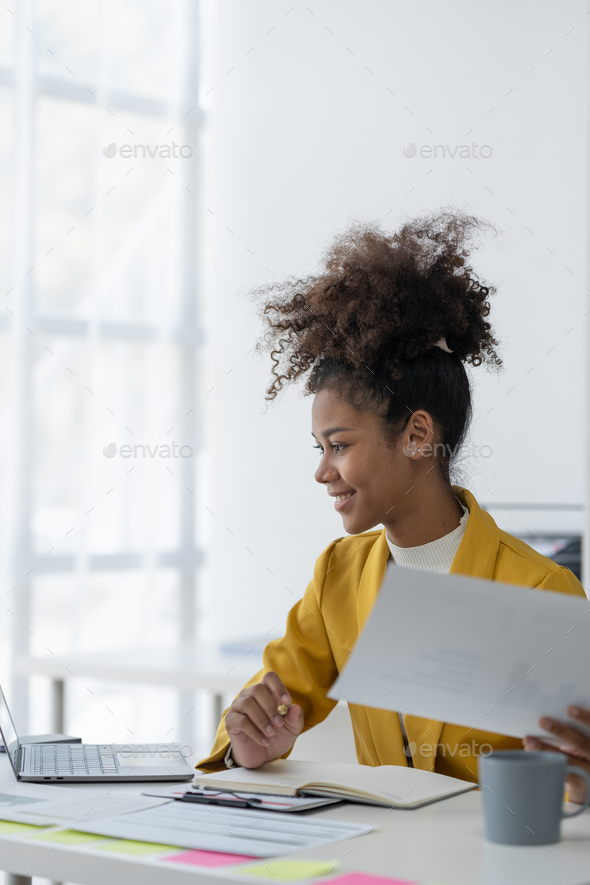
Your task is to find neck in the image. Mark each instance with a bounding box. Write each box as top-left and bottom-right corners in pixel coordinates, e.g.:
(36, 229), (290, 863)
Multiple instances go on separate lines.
(384, 482), (464, 548)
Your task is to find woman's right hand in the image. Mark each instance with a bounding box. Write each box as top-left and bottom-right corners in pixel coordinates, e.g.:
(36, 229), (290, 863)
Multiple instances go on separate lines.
(225, 671), (304, 769)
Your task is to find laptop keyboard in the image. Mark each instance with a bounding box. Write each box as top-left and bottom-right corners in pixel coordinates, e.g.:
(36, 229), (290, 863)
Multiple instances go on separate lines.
(31, 744), (118, 776)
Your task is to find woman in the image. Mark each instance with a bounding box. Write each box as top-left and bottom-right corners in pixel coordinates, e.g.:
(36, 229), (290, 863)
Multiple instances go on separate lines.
(197, 210), (584, 784)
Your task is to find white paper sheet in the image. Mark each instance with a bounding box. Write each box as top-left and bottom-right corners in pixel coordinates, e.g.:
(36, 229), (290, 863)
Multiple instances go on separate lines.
(0, 790), (46, 814)
(329, 568), (590, 740)
(74, 801), (373, 856)
(0, 785), (169, 825)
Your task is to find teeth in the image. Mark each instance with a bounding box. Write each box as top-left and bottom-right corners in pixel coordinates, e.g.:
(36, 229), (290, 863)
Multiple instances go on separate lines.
(336, 492), (354, 502)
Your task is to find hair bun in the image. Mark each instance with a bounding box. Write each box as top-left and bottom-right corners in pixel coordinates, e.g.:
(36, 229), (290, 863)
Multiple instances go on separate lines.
(255, 208), (501, 399)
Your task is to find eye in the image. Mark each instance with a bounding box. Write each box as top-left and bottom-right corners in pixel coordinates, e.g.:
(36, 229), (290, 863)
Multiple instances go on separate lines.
(313, 443), (346, 454)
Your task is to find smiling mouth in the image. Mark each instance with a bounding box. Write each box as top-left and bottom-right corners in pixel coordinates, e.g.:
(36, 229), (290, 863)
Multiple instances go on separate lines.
(335, 491), (355, 502)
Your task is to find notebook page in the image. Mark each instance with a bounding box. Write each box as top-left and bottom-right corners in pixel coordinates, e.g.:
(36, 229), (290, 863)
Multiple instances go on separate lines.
(194, 759), (474, 806)
(193, 759), (333, 794)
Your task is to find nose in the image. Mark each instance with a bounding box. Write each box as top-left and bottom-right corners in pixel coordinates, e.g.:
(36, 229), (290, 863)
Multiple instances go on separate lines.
(314, 453), (339, 485)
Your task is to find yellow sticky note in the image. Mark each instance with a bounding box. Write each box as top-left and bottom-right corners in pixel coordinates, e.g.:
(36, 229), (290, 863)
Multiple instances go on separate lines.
(33, 829), (108, 845)
(97, 839), (181, 856)
(0, 820), (47, 835)
(236, 859), (339, 880)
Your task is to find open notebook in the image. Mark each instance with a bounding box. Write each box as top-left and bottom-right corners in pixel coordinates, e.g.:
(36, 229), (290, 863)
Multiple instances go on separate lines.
(193, 759), (477, 808)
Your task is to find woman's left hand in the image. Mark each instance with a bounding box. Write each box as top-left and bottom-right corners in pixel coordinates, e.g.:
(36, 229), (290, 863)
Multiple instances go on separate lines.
(523, 705), (590, 804)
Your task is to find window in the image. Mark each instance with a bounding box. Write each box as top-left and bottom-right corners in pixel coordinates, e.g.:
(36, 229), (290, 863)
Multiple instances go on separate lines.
(0, 0), (204, 754)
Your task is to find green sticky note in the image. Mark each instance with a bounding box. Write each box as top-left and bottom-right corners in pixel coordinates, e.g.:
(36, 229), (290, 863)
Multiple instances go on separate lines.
(0, 820), (48, 834)
(33, 829), (108, 845)
(236, 859), (339, 880)
(97, 839), (181, 856)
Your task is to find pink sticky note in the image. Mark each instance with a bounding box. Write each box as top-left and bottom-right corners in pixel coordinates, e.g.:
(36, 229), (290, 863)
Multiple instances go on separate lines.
(165, 849), (254, 867)
(325, 875), (418, 885)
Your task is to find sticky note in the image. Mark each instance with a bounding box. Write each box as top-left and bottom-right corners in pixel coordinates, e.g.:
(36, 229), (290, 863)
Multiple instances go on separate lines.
(236, 859), (339, 880)
(323, 875), (418, 885)
(166, 848), (255, 867)
(33, 829), (108, 845)
(0, 820), (47, 834)
(97, 839), (181, 856)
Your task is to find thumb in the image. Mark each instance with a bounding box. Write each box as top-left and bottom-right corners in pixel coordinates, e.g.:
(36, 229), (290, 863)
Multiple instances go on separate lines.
(284, 703), (304, 734)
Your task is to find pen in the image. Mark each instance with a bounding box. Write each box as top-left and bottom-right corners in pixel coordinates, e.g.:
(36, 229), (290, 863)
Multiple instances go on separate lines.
(178, 794), (262, 808)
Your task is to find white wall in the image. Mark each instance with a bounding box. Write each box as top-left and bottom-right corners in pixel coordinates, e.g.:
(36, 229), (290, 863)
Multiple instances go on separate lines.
(199, 0), (590, 644)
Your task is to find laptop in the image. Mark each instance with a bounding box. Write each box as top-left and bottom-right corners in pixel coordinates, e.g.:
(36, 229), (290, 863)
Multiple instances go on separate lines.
(0, 684), (194, 783)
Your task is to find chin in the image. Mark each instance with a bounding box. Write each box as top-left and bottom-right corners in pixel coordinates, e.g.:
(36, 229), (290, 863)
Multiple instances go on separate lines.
(341, 513), (376, 536)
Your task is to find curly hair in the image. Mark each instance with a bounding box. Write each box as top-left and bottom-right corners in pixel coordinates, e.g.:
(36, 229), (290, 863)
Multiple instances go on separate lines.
(252, 208), (502, 480)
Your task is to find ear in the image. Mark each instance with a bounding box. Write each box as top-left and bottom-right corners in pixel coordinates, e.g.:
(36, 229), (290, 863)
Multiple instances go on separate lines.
(401, 410), (435, 460)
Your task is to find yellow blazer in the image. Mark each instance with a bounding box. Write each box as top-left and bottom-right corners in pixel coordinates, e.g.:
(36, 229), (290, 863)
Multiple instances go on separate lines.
(198, 487), (585, 781)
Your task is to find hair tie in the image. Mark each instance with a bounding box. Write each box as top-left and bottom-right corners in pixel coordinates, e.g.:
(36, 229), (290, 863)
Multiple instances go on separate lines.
(434, 337), (454, 354)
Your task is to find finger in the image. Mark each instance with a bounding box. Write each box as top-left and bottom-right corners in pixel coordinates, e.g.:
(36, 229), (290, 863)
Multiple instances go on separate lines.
(569, 706), (590, 727)
(283, 703), (304, 735)
(261, 671), (292, 707)
(539, 718), (590, 757)
(247, 683), (289, 729)
(231, 695), (277, 739)
(524, 735), (589, 766)
(226, 711), (270, 747)
(523, 736), (560, 753)
(566, 767), (590, 788)
(227, 699), (273, 742)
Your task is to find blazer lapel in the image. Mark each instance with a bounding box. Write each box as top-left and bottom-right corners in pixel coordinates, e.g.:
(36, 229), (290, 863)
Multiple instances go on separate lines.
(356, 528), (389, 631)
(450, 486), (500, 580)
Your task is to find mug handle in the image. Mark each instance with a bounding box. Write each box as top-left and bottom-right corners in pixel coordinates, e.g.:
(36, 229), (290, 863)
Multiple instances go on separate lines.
(562, 765), (590, 818)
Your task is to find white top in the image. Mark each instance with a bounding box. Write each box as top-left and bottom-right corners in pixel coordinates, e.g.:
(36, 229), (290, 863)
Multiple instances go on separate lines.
(386, 497), (469, 574)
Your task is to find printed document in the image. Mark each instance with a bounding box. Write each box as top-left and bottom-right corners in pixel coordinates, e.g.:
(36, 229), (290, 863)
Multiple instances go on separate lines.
(0, 782), (167, 825)
(329, 568), (590, 740)
(74, 801), (372, 856)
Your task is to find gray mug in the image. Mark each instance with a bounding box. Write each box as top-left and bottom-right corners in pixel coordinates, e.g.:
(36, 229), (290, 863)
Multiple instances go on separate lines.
(478, 750), (590, 845)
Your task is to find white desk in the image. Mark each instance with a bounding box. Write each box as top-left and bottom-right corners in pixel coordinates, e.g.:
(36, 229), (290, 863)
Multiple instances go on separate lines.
(1, 758), (590, 885)
(16, 644), (263, 736)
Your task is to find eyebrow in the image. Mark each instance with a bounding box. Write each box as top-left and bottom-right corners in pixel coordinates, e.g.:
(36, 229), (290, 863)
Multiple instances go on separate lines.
(311, 427), (356, 439)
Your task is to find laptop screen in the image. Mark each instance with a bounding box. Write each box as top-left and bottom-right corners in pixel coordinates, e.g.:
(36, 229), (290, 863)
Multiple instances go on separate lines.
(0, 685), (20, 779)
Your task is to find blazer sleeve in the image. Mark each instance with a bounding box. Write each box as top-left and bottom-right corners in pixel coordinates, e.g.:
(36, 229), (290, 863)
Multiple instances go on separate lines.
(536, 566), (586, 597)
(196, 541), (340, 772)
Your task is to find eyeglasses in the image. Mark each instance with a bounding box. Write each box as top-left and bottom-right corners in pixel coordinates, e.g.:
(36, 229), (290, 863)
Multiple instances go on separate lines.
(179, 788), (263, 809)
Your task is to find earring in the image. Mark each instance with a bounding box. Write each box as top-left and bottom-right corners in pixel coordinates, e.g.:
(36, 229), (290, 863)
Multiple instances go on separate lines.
(404, 442), (417, 457)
